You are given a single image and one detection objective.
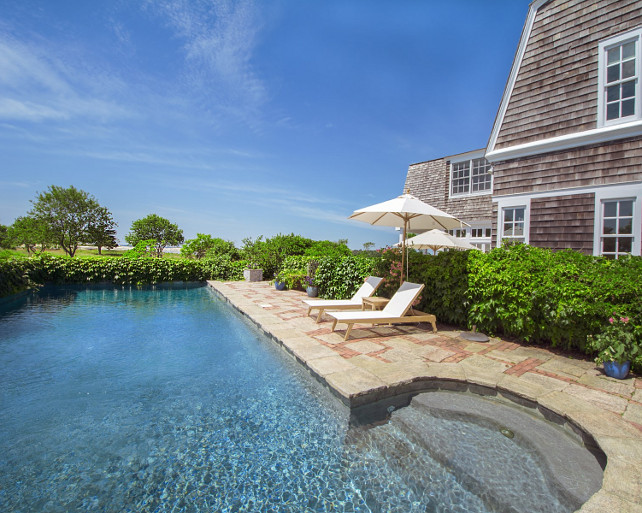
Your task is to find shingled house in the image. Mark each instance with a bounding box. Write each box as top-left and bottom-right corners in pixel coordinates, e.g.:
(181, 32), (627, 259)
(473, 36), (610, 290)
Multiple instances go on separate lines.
(404, 150), (494, 251)
(406, 0), (642, 257)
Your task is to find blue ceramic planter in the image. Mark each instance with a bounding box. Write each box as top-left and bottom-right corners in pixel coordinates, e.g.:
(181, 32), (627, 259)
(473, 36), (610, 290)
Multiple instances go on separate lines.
(603, 360), (631, 380)
(306, 286), (318, 297)
(274, 281), (286, 291)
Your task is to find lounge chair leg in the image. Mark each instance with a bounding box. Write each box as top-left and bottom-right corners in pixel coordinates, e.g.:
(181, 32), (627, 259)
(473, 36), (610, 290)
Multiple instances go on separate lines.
(331, 319), (338, 332)
(431, 320), (437, 333)
(307, 306), (312, 316)
(316, 309), (324, 323)
(344, 324), (353, 341)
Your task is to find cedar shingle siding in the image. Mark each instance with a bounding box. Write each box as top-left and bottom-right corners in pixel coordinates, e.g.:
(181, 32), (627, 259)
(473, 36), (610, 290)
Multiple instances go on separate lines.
(495, 0), (642, 149)
(404, 157), (492, 223)
(530, 194), (595, 253)
(493, 137), (642, 197)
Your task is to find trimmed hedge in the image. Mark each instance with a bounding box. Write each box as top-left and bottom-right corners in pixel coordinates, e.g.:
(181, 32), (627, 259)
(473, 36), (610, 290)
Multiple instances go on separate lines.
(314, 255), (377, 299)
(0, 254), (245, 297)
(467, 244), (642, 351)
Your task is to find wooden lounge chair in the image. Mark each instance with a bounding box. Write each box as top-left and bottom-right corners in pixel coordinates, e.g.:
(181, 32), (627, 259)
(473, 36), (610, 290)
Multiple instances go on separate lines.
(328, 281), (437, 340)
(303, 276), (384, 323)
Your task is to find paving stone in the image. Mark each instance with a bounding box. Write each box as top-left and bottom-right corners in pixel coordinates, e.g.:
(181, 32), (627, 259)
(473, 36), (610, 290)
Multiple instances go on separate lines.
(306, 355), (356, 378)
(633, 389), (642, 403)
(463, 342), (492, 353)
(460, 355), (508, 388)
(485, 349), (530, 364)
(324, 367), (387, 402)
(344, 340), (387, 354)
(349, 355), (431, 386)
(565, 384), (629, 415)
(596, 436), (642, 464)
(518, 371), (569, 392)
(538, 358), (590, 379)
(379, 348), (426, 365)
(602, 458), (642, 504)
(419, 345), (456, 363)
(510, 346), (556, 361)
(623, 402), (642, 426)
(282, 337), (338, 363)
(579, 490), (642, 513)
(497, 373), (558, 402)
(578, 373), (635, 397)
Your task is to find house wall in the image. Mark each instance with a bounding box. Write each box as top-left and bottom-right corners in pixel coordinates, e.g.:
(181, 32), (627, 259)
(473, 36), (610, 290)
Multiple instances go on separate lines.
(529, 194), (595, 252)
(495, 0), (642, 149)
(493, 136), (642, 197)
(404, 158), (493, 224)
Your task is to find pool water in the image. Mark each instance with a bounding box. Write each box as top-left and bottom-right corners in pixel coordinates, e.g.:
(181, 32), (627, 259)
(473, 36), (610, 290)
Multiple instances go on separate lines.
(0, 285), (584, 512)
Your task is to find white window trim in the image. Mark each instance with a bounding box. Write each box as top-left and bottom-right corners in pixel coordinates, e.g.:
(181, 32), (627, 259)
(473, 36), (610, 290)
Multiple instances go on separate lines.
(593, 184), (642, 256)
(495, 197), (531, 247)
(597, 27), (642, 128)
(448, 154), (493, 199)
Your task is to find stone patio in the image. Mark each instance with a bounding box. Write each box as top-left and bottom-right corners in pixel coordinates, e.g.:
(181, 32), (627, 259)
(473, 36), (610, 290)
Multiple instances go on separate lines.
(207, 280), (642, 512)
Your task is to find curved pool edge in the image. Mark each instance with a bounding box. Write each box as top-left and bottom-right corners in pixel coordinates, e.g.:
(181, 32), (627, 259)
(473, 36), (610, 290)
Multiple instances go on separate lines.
(207, 281), (642, 513)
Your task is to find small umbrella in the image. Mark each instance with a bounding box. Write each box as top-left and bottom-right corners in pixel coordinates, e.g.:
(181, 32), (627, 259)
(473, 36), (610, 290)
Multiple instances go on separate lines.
(401, 229), (479, 253)
(349, 191), (468, 285)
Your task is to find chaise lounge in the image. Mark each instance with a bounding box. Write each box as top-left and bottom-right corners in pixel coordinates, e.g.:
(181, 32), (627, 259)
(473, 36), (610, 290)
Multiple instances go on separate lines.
(327, 281), (437, 340)
(303, 276), (384, 323)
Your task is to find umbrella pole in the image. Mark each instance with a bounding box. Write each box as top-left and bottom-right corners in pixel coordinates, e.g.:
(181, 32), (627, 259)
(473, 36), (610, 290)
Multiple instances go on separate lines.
(400, 219), (407, 286)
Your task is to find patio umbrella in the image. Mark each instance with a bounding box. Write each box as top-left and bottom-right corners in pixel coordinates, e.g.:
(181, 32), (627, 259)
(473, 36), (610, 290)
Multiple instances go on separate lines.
(349, 191), (468, 285)
(400, 229), (480, 253)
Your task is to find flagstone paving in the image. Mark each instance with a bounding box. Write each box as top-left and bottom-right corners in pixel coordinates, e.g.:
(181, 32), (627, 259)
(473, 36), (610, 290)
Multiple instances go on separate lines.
(207, 280), (642, 512)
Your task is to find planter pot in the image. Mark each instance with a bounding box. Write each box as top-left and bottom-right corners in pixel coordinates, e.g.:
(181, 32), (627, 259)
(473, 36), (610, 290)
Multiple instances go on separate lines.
(306, 286), (318, 297)
(243, 269), (263, 282)
(603, 360), (631, 380)
(274, 281), (286, 291)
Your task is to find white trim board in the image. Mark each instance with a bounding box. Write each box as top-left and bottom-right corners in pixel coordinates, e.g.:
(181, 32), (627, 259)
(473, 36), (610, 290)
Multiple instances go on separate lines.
(485, 120), (642, 162)
(486, 0), (549, 154)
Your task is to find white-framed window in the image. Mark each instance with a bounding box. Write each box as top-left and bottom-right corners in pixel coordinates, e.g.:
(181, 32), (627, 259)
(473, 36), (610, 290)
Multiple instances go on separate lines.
(598, 28), (642, 127)
(471, 228), (492, 238)
(501, 206), (526, 244)
(450, 157), (492, 196)
(600, 198), (634, 258)
(448, 228), (467, 238)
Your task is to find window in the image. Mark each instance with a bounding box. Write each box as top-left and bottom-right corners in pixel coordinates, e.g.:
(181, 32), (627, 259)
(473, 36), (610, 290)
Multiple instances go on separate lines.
(448, 228), (467, 238)
(450, 158), (492, 196)
(502, 207), (525, 243)
(601, 199), (634, 258)
(598, 29), (641, 126)
(471, 228), (491, 238)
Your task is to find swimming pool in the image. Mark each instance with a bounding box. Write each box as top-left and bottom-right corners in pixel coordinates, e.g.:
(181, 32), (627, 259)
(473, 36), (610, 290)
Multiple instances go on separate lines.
(0, 284), (596, 512)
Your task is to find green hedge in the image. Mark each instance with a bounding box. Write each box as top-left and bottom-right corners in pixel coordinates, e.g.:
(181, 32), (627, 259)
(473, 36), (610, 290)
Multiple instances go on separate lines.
(0, 254), (245, 297)
(315, 255), (377, 299)
(468, 244), (642, 351)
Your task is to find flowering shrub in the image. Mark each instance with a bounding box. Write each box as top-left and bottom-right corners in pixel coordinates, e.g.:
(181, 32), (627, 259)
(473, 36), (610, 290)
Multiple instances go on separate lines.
(588, 315), (641, 365)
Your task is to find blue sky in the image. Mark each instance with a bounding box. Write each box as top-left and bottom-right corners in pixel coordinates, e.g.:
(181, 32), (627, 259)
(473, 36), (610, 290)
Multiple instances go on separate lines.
(0, 0), (529, 249)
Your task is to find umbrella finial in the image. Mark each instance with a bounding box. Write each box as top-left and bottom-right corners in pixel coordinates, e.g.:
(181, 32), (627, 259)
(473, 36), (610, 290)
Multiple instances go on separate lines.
(404, 187), (411, 194)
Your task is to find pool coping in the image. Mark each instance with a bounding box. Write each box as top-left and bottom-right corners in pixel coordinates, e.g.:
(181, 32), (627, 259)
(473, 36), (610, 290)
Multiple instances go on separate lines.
(207, 280), (642, 513)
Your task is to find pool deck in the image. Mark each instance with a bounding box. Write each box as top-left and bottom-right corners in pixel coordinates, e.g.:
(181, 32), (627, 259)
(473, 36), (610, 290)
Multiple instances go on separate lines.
(207, 280), (642, 513)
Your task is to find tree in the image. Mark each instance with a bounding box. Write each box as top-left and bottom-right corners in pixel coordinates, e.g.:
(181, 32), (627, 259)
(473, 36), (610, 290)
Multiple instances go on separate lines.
(181, 234), (238, 260)
(0, 224), (10, 249)
(363, 242), (375, 251)
(7, 216), (52, 254)
(125, 214), (184, 257)
(29, 185), (116, 257)
(86, 207), (118, 255)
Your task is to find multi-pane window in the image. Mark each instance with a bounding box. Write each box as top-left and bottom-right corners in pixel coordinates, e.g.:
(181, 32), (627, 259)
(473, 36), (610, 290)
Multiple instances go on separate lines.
(502, 207), (525, 243)
(471, 228), (492, 238)
(448, 228), (467, 238)
(451, 158), (492, 196)
(601, 199), (634, 258)
(605, 41), (637, 121)
(599, 30), (640, 126)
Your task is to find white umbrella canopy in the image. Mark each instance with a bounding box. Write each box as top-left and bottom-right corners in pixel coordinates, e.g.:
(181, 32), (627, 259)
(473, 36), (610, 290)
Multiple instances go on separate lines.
(349, 192), (469, 284)
(402, 229), (480, 253)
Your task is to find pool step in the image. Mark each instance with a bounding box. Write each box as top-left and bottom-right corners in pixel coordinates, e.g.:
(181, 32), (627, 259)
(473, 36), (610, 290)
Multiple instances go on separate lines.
(390, 392), (602, 513)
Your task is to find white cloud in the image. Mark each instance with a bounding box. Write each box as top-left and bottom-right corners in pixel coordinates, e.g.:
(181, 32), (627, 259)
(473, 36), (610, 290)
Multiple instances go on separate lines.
(146, 0), (267, 123)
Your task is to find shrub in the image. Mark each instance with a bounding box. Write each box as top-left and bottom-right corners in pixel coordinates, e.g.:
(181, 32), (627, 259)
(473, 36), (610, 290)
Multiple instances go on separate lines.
(315, 255), (376, 299)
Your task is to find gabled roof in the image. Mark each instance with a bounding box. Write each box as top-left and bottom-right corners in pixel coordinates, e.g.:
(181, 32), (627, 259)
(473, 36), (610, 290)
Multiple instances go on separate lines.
(485, 0), (549, 159)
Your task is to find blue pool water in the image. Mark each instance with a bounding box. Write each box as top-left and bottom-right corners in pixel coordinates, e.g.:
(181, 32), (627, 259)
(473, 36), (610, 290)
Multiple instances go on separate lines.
(0, 285), (582, 512)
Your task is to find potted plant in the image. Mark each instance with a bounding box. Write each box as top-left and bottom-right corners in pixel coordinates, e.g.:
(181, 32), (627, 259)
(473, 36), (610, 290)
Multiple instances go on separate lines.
(241, 237), (263, 282)
(273, 271), (287, 291)
(588, 315), (640, 379)
(304, 275), (318, 297)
